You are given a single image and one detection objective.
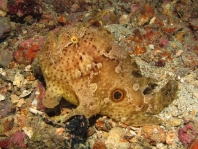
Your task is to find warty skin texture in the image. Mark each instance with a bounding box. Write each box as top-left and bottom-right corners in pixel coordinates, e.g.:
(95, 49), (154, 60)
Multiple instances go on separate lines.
(38, 26), (178, 126)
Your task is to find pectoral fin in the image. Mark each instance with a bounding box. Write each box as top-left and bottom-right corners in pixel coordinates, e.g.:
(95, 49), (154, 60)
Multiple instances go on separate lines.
(151, 80), (178, 114)
(42, 86), (62, 109)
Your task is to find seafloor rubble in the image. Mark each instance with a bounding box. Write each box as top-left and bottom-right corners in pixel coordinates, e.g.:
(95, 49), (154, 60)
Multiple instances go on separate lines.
(0, 0), (198, 149)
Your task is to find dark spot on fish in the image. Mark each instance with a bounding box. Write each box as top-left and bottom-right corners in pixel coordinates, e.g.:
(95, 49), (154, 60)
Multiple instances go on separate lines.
(143, 83), (157, 95)
(89, 20), (102, 27)
(132, 70), (142, 77)
(143, 87), (152, 95)
(150, 83), (157, 89)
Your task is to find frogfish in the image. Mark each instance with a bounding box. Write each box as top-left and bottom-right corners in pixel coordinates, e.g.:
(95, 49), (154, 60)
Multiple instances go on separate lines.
(38, 26), (178, 126)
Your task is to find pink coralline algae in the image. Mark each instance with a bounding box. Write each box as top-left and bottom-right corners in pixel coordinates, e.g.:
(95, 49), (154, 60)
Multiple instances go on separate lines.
(13, 44), (40, 64)
(0, 132), (27, 148)
(11, 132), (27, 148)
(13, 36), (44, 64)
(30, 82), (46, 111)
(159, 38), (169, 48)
(130, 2), (141, 14)
(178, 124), (196, 146)
(8, 0), (42, 21)
(54, 0), (90, 13)
(0, 139), (10, 148)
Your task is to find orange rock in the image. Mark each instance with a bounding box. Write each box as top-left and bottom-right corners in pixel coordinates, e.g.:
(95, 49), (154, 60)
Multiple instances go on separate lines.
(190, 139), (198, 149)
(144, 28), (161, 42)
(95, 119), (112, 131)
(133, 45), (146, 55)
(162, 26), (177, 34)
(24, 44), (40, 62)
(143, 4), (154, 18)
(58, 16), (66, 24)
(95, 120), (105, 130)
(2, 117), (14, 132)
(138, 13), (149, 26)
(137, 5), (154, 26)
(162, 25), (179, 34)
(93, 139), (106, 149)
(14, 44), (40, 64)
(154, 17), (163, 27)
(128, 29), (144, 43)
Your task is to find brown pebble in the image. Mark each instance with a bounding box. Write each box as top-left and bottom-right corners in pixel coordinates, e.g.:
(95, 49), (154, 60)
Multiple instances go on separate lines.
(86, 127), (95, 137)
(141, 125), (166, 144)
(93, 139), (106, 149)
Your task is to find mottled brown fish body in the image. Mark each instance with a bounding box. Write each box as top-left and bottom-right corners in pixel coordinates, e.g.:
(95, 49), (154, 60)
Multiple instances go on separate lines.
(38, 26), (178, 126)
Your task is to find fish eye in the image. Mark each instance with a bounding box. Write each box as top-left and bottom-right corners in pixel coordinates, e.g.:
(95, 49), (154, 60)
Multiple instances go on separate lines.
(111, 89), (125, 101)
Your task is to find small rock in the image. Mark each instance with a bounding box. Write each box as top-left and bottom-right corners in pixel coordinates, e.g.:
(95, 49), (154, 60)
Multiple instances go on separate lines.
(0, 17), (10, 38)
(95, 118), (113, 131)
(166, 130), (177, 145)
(58, 15), (67, 25)
(190, 19), (198, 30)
(0, 101), (12, 117)
(0, 10), (7, 17)
(0, 0), (7, 16)
(11, 94), (19, 104)
(141, 125), (166, 144)
(0, 0), (7, 11)
(0, 49), (13, 67)
(167, 118), (183, 127)
(87, 127), (95, 137)
(13, 35), (44, 64)
(119, 14), (130, 24)
(30, 82), (45, 111)
(20, 90), (32, 98)
(22, 127), (33, 139)
(105, 127), (130, 149)
(13, 72), (24, 88)
(124, 127), (136, 140)
(0, 94), (5, 101)
(181, 51), (198, 68)
(93, 139), (106, 149)
(156, 143), (167, 149)
(16, 98), (25, 107)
